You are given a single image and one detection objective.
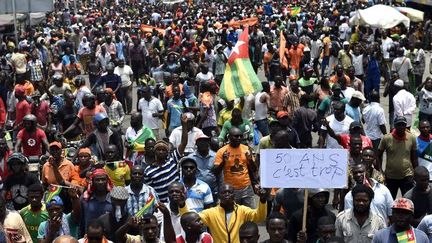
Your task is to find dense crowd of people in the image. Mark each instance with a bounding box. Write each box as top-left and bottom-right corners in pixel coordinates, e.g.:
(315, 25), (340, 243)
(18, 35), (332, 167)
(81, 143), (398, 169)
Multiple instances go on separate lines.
(1, 0), (432, 242)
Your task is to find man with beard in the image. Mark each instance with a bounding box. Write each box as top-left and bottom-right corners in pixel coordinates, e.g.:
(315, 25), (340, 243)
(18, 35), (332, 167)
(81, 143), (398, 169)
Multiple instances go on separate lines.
(0, 137), (11, 180)
(288, 189), (336, 243)
(3, 153), (39, 210)
(335, 184), (386, 242)
(179, 183), (268, 243)
(344, 163), (393, 222)
(372, 198), (429, 242)
(15, 114), (49, 157)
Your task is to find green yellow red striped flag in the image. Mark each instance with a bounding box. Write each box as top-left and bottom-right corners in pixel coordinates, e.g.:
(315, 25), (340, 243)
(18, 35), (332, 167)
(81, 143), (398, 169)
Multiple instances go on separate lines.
(289, 7), (302, 17)
(219, 27), (262, 101)
(396, 228), (416, 243)
(135, 193), (156, 217)
(46, 185), (62, 202)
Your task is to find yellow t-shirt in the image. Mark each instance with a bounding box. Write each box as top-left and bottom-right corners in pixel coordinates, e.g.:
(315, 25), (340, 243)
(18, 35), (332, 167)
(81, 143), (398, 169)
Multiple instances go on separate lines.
(217, 104), (242, 127)
(214, 144), (251, 190)
(64, 78), (76, 93)
(104, 162), (131, 187)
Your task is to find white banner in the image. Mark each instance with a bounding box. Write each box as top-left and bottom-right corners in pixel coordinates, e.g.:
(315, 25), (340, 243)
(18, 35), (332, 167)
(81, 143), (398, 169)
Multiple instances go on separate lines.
(260, 149), (348, 189)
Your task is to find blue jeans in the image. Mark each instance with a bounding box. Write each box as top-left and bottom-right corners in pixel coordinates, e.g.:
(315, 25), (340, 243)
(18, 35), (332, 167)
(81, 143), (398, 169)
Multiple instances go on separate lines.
(234, 184), (256, 208)
(321, 56), (329, 76)
(255, 119), (269, 137)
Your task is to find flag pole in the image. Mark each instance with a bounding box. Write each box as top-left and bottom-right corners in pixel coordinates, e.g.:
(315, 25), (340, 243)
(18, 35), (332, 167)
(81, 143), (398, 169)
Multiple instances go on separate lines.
(12, 0), (18, 45)
(302, 189), (308, 232)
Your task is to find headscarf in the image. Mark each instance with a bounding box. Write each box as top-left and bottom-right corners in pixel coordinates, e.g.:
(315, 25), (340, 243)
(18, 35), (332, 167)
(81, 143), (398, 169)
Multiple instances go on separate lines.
(82, 169), (113, 201)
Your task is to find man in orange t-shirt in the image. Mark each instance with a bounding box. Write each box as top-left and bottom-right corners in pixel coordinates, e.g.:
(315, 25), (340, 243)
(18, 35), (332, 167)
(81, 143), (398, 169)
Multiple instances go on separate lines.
(41, 142), (75, 187)
(288, 40), (304, 75)
(214, 127), (258, 208)
(62, 93), (106, 137)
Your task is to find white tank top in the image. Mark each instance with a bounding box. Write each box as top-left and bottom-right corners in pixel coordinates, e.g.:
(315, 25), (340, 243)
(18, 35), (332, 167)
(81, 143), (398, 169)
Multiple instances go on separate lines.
(254, 92), (268, 120)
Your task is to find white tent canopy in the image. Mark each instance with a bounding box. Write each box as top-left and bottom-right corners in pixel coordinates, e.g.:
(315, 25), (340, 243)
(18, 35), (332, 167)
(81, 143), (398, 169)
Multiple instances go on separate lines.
(396, 7), (424, 22)
(349, 4), (410, 29)
(0, 14), (26, 26)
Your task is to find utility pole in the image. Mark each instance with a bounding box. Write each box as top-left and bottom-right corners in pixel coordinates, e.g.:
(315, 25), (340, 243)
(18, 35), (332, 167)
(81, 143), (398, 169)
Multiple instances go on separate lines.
(12, 0), (18, 45)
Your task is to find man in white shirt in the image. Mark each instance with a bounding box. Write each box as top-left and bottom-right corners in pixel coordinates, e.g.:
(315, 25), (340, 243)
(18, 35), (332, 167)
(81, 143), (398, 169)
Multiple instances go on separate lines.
(392, 48), (413, 85)
(393, 79), (416, 129)
(169, 113), (204, 155)
(310, 34), (323, 78)
(114, 59), (134, 114)
(362, 90), (387, 151)
(381, 32), (394, 83)
(138, 86), (164, 140)
(320, 101), (354, 149)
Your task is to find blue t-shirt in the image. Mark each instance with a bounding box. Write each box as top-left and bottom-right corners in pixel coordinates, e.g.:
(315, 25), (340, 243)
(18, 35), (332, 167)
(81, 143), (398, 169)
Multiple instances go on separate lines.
(37, 213), (79, 239)
(372, 226), (429, 243)
(167, 98), (188, 129)
(345, 104), (361, 123)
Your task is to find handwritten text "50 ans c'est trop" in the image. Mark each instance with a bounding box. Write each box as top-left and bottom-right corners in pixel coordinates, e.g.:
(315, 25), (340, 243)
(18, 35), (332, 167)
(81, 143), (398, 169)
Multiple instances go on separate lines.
(272, 152), (345, 180)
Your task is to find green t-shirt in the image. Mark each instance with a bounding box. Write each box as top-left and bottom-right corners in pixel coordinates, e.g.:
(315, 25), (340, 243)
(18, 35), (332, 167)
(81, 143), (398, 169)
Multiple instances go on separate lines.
(299, 77), (317, 108)
(318, 97), (348, 115)
(219, 119), (254, 144)
(20, 204), (49, 243)
(379, 132), (417, 179)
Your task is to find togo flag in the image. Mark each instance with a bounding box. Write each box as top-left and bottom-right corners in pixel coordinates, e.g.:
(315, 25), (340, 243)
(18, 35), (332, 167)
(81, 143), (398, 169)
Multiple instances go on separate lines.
(46, 185), (62, 202)
(396, 228), (416, 243)
(219, 27), (262, 101)
(132, 126), (155, 152)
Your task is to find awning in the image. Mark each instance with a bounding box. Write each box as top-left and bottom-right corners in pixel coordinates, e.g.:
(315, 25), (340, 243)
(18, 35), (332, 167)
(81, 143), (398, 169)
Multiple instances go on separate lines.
(349, 4), (410, 29)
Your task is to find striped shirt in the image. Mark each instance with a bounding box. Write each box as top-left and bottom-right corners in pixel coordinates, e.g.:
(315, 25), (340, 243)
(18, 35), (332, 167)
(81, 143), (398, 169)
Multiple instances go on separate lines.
(180, 179), (214, 212)
(143, 149), (181, 202)
(126, 184), (159, 216)
(27, 59), (44, 82)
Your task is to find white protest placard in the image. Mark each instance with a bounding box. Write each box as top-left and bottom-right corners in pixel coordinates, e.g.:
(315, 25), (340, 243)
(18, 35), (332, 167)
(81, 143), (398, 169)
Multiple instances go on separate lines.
(260, 149), (348, 188)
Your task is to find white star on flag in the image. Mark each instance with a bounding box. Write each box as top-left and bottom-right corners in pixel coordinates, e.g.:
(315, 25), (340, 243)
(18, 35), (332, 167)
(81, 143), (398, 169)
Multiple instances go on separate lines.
(230, 40), (245, 56)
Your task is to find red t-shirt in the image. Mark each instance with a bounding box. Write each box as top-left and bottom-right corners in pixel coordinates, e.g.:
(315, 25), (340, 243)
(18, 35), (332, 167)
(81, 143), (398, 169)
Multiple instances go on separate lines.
(32, 101), (51, 126)
(339, 134), (373, 150)
(77, 105), (107, 137)
(15, 100), (31, 127)
(17, 128), (46, 157)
